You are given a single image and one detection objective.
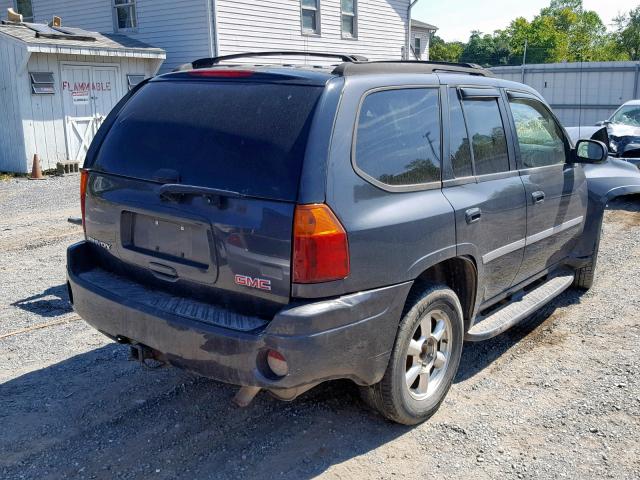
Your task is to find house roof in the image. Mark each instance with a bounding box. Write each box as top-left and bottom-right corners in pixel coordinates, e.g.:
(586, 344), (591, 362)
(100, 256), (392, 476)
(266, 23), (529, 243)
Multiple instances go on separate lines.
(411, 19), (438, 31)
(0, 22), (165, 59)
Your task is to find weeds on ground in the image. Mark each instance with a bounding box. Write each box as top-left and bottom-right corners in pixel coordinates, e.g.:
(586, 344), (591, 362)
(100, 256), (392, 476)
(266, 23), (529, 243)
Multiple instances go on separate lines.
(0, 172), (32, 181)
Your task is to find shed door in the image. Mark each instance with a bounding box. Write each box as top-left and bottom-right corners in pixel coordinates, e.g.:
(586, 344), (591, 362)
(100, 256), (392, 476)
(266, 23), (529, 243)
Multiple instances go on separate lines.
(62, 65), (122, 161)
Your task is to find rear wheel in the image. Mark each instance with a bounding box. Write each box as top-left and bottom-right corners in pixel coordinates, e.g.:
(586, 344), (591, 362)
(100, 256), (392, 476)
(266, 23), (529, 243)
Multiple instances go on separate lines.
(360, 284), (464, 425)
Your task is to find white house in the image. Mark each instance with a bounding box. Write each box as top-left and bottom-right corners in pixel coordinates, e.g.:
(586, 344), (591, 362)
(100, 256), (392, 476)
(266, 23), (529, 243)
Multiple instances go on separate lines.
(410, 19), (436, 60)
(1, 0), (428, 73)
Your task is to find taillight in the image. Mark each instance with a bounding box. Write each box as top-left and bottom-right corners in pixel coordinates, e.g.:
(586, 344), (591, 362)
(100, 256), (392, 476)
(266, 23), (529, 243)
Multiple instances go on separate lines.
(80, 169), (88, 233)
(293, 204), (349, 283)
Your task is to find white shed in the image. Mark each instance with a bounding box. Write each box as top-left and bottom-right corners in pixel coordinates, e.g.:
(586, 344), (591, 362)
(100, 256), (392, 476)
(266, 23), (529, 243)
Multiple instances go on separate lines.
(0, 21), (165, 173)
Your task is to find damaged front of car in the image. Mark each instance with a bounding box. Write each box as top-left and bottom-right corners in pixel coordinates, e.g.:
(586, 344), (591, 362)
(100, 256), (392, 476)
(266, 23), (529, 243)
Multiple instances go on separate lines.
(564, 124), (640, 263)
(595, 100), (640, 168)
(606, 123), (640, 167)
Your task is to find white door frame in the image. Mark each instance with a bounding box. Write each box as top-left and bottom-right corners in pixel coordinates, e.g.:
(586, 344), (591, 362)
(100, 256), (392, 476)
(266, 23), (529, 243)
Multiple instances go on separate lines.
(60, 61), (123, 161)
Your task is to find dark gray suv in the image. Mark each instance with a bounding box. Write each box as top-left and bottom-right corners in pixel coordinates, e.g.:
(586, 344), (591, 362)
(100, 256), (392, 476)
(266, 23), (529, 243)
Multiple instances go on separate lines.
(67, 52), (610, 425)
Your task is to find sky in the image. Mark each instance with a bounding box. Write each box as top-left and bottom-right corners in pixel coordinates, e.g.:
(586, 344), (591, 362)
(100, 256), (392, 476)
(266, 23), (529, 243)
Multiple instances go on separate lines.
(413, 0), (638, 42)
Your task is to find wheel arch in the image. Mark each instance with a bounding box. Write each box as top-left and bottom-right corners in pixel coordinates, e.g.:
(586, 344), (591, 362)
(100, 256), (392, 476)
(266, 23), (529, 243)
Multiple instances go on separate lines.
(407, 255), (478, 333)
(572, 186), (640, 260)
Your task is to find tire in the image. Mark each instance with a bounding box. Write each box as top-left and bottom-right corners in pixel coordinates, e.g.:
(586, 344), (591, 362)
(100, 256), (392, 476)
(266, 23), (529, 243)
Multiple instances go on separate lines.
(360, 284), (464, 425)
(573, 233), (600, 290)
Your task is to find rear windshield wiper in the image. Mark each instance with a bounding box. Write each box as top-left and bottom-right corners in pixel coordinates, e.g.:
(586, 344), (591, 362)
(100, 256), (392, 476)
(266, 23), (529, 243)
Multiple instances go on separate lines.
(159, 183), (243, 207)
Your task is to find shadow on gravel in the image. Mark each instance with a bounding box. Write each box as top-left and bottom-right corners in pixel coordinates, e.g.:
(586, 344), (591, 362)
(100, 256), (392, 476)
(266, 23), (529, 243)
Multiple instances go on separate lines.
(10, 284), (73, 318)
(0, 343), (408, 480)
(455, 287), (584, 383)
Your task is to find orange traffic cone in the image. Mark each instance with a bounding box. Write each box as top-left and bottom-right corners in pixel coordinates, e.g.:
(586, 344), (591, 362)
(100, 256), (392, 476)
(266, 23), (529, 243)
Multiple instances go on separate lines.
(29, 154), (45, 180)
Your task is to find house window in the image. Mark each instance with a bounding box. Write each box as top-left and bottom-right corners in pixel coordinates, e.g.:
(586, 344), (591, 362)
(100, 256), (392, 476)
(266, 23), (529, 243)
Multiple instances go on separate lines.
(113, 0), (137, 31)
(341, 0), (357, 38)
(301, 0), (320, 35)
(414, 37), (421, 54)
(14, 0), (34, 22)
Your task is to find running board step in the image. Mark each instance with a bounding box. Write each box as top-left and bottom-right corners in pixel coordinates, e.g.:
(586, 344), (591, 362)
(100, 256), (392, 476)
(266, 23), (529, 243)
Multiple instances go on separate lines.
(465, 274), (574, 342)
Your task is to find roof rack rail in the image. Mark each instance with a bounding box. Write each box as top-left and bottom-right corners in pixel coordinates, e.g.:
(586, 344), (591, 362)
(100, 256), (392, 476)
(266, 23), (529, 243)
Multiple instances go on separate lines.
(189, 51), (369, 69)
(332, 60), (493, 77)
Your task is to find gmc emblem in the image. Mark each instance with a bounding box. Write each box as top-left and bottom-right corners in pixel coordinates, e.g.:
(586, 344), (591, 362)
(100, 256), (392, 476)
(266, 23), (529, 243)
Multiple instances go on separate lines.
(234, 274), (272, 291)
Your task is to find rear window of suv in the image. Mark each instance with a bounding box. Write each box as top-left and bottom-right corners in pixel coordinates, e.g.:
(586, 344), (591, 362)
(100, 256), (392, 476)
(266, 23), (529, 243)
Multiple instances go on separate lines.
(93, 81), (323, 201)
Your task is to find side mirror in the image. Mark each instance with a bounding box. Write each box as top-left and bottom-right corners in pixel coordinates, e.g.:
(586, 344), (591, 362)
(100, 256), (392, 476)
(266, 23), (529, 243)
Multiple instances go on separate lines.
(595, 120), (611, 127)
(575, 139), (608, 164)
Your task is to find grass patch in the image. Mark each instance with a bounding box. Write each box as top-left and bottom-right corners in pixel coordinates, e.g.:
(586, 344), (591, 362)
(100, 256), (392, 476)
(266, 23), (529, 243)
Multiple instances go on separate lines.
(0, 172), (35, 181)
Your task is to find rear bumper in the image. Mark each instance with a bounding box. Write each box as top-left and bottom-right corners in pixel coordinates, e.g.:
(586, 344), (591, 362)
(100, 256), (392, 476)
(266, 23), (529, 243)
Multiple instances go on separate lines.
(67, 241), (411, 390)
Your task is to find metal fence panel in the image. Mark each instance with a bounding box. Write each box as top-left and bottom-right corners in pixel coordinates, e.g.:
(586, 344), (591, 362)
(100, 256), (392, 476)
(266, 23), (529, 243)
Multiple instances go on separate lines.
(492, 61), (640, 127)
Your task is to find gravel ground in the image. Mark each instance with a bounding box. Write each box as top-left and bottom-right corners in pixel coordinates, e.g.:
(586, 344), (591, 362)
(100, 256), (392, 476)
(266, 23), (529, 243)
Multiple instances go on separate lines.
(0, 175), (639, 480)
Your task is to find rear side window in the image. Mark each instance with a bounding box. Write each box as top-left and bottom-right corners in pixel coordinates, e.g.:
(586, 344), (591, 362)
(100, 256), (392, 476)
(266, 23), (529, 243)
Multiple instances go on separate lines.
(509, 98), (568, 168)
(355, 88), (441, 188)
(448, 88), (473, 178)
(462, 98), (509, 175)
(93, 81), (323, 201)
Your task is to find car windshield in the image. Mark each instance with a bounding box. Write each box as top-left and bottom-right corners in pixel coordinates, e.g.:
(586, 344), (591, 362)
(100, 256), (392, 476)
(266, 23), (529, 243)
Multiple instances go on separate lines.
(610, 105), (640, 127)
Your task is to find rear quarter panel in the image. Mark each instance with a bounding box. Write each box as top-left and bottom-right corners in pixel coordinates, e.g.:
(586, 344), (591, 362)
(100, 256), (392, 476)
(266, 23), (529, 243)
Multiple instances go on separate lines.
(293, 74), (457, 299)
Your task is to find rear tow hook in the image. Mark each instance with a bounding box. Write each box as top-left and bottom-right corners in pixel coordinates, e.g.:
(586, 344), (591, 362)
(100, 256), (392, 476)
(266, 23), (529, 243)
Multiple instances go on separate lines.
(129, 343), (167, 370)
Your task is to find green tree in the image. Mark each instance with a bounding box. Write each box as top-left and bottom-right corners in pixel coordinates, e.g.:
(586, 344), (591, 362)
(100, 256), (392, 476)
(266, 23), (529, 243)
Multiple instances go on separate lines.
(426, 0), (629, 66)
(614, 6), (640, 60)
(429, 35), (465, 63)
(460, 31), (511, 67)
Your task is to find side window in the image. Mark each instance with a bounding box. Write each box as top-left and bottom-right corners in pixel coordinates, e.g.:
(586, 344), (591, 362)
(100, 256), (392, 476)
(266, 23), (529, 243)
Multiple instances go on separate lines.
(448, 88), (473, 178)
(509, 98), (568, 168)
(462, 98), (509, 175)
(355, 88), (441, 187)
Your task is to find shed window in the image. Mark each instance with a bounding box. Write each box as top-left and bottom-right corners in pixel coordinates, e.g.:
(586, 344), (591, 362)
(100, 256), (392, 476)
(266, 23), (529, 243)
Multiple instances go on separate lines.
(301, 0), (320, 35)
(14, 0), (33, 22)
(341, 0), (357, 38)
(127, 74), (145, 90)
(113, 0), (137, 31)
(30, 72), (54, 95)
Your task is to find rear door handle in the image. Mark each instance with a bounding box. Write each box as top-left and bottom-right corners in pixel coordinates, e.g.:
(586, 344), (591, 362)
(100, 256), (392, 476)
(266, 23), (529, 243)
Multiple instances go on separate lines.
(465, 207), (482, 224)
(532, 191), (546, 204)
